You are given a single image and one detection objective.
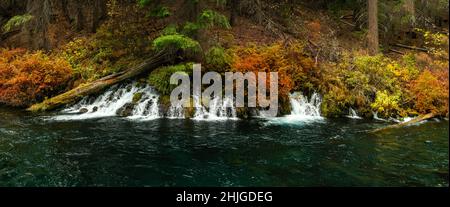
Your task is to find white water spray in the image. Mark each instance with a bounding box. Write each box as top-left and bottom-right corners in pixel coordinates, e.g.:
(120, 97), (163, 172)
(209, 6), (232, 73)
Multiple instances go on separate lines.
(346, 107), (362, 119)
(192, 96), (237, 120)
(53, 83), (160, 120)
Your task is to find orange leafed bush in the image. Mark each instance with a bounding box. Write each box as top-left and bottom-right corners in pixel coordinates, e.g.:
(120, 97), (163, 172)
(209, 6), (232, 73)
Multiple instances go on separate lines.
(230, 43), (295, 101)
(409, 69), (449, 116)
(0, 48), (73, 107)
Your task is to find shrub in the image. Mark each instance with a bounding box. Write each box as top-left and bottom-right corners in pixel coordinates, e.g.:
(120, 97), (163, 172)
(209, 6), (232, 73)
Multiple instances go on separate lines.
(147, 6), (171, 18)
(148, 63), (193, 95)
(319, 52), (425, 118)
(205, 46), (232, 72)
(410, 70), (448, 115)
(198, 10), (231, 29)
(0, 49), (73, 107)
(230, 43), (308, 102)
(371, 90), (402, 118)
(153, 34), (201, 54)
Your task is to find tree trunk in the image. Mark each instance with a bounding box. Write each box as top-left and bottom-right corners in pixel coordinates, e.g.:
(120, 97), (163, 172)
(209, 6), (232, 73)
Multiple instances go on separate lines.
(27, 51), (171, 112)
(371, 113), (436, 132)
(229, 0), (239, 27)
(367, 0), (379, 55)
(404, 0), (415, 19)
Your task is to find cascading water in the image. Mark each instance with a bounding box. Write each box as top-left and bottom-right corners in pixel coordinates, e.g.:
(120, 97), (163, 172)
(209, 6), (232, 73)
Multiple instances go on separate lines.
(192, 96), (237, 120)
(167, 104), (185, 119)
(265, 92), (323, 125)
(288, 92), (322, 119)
(346, 107), (362, 119)
(373, 111), (387, 121)
(52, 83), (160, 120)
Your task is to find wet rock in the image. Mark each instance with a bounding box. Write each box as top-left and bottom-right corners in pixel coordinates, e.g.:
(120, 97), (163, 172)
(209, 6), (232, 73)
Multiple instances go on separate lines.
(79, 108), (88, 114)
(116, 103), (135, 117)
(92, 106), (98, 112)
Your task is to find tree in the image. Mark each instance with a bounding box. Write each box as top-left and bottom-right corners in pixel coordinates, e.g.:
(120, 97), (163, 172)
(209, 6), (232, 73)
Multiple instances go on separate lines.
(229, 0), (239, 26)
(367, 0), (379, 55)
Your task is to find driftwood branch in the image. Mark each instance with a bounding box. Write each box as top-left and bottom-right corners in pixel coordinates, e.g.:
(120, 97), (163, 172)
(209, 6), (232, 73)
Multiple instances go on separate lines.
(27, 50), (171, 112)
(371, 113), (435, 133)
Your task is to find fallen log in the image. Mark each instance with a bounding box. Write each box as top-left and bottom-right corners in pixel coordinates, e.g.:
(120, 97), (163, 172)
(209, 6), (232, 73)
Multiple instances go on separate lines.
(391, 43), (428, 52)
(339, 19), (356, 27)
(27, 50), (171, 112)
(389, 48), (405, 55)
(371, 113), (435, 133)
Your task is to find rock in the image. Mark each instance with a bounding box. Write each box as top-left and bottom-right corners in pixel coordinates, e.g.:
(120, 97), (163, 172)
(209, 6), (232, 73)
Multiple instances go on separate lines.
(79, 108), (88, 114)
(132, 92), (143, 104)
(92, 106), (98, 112)
(116, 103), (135, 117)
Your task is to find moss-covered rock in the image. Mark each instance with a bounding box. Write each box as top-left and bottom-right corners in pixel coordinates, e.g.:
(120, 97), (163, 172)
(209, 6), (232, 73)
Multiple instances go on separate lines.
(132, 92), (143, 103)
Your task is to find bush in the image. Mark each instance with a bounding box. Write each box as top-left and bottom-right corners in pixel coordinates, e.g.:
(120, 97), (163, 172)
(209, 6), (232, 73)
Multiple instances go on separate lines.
(205, 46), (232, 72)
(198, 10), (231, 29)
(152, 34), (202, 56)
(148, 63), (193, 95)
(319, 52), (424, 118)
(147, 6), (171, 18)
(371, 90), (402, 118)
(0, 49), (73, 107)
(230, 43), (310, 103)
(410, 70), (448, 116)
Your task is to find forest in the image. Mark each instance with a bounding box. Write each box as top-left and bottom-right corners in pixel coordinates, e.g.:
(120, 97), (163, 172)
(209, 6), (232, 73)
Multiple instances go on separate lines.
(0, 0), (449, 188)
(0, 0), (449, 119)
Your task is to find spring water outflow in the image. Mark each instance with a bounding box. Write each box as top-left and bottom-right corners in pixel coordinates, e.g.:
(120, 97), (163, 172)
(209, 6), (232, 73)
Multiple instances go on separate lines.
(192, 96), (237, 120)
(346, 107), (362, 119)
(288, 92), (322, 118)
(53, 82), (160, 120)
(52, 82), (238, 121)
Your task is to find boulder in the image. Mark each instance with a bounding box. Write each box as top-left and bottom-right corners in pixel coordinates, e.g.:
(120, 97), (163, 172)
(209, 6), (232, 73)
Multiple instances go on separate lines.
(116, 103), (135, 117)
(79, 108), (88, 114)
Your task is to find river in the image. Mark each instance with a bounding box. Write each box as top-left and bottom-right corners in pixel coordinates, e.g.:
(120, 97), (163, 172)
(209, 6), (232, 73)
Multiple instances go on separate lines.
(0, 106), (448, 186)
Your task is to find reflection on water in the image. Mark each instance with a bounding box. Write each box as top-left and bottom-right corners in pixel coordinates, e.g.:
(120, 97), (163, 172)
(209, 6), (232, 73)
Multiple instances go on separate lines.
(0, 107), (448, 187)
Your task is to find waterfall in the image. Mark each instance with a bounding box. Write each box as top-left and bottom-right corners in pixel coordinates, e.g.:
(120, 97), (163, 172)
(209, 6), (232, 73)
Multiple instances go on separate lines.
(127, 87), (160, 121)
(373, 111), (387, 121)
(264, 92), (323, 124)
(192, 96), (237, 120)
(167, 103), (185, 119)
(53, 82), (160, 120)
(346, 107), (362, 119)
(288, 92), (322, 117)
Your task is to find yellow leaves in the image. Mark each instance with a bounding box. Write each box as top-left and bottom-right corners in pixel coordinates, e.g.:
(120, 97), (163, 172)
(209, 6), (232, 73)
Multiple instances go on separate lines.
(371, 90), (401, 117)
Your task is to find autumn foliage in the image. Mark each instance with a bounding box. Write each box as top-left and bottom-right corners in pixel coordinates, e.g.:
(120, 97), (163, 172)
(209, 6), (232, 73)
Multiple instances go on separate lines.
(410, 69), (449, 115)
(230, 42), (319, 102)
(0, 48), (73, 107)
